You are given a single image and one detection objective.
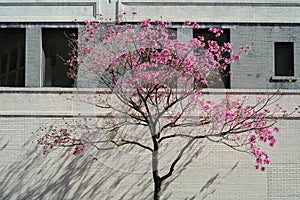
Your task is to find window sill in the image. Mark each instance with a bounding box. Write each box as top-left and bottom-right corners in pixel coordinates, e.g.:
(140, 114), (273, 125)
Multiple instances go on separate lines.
(269, 76), (297, 83)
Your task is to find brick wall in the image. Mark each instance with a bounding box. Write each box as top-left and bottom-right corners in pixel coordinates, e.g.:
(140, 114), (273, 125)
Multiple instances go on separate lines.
(0, 88), (299, 199)
(231, 25), (300, 89)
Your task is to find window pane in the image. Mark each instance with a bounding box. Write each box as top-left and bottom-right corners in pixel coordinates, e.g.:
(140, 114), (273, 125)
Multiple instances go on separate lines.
(9, 49), (18, 71)
(0, 29), (25, 87)
(7, 72), (16, 86)
(0, 52), (8, 74)
(275, 42), (294, 76)
(42, 28), (77, 87)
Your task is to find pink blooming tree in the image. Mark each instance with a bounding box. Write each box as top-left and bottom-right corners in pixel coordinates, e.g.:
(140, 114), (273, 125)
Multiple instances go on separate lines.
(38, 15), (287, 200)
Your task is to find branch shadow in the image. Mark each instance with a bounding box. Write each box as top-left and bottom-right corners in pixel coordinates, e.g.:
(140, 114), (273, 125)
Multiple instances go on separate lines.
(0, 119), (238, 200)
(0, 130), (153, 200)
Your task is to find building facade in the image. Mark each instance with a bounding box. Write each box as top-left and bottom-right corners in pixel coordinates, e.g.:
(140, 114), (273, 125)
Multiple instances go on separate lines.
(0, 1), (299, 199)
(1, 0), (300, 89)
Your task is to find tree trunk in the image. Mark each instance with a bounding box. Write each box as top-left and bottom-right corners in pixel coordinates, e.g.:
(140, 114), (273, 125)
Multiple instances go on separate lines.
(153, 169), (161, 200)
(152, 151), (161, 200)
(152, 136), (161, 200)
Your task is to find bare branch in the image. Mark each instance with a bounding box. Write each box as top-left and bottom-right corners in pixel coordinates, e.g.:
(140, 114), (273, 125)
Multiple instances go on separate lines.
(111, 139), (153, 152)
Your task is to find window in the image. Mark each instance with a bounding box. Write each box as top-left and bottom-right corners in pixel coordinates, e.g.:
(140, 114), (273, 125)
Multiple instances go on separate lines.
(0, 29), (25, 87)
(193, 28), (230, 88)
(275, 42), (294, 76)
(42, 28), (77, 87)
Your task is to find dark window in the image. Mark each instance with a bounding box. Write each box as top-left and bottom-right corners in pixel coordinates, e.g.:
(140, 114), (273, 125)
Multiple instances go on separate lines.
(275, 42), (294, 76)
(0, 29), (25, 87)
(42, 28), (77, 87)
(193, 28), (230, 88)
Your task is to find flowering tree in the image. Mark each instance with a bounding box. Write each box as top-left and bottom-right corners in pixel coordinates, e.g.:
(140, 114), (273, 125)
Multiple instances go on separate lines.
(38, 14), (287, 200)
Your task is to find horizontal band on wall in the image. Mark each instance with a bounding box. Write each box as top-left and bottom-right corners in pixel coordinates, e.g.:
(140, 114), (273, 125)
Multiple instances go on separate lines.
(119, 1), (300, 23)
(121, 1), (300, 8)
(1, 88), (300, 95)
(0, 2), (97, 22)
(1, 115), (299, 120)
(0, 112), (299, 119)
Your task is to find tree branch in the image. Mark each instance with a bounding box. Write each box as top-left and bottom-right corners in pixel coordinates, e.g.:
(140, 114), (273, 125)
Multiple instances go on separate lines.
(111, 139), (153, 152)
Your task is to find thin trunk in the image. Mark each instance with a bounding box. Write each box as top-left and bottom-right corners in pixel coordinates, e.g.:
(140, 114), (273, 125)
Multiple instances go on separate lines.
(152, 130), (161, 200)
(152, 150), (161, 200)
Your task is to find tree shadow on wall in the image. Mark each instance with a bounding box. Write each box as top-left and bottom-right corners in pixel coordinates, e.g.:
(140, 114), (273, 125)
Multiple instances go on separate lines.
(0, 139), (153, 200)
(0, 120), (238, 200)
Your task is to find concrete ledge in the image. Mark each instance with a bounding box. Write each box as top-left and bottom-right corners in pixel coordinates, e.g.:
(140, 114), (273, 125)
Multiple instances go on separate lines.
(1, 87), (300, 95)
(0, 111), (109, 118)
(270, 76), (297, 83)
(0, 87), (299, 118)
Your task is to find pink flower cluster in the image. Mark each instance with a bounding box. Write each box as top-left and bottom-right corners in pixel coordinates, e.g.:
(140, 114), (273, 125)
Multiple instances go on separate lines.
(208, 27), (223, 37)
(73, 145), (87, 155)
(140, 19), (152, 28)
(214, 95), (285, 171)
(37, 127), (86, 156)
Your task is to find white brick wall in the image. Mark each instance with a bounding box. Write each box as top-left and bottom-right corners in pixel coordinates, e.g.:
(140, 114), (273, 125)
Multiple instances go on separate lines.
(0, 89), (299, 199)
(231, 25), (300, 89)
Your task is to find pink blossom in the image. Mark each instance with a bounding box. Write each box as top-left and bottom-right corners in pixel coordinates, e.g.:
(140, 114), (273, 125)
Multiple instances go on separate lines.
(249, 135), (256, 143)
(83, 20), (90, 25)
(215, 32), (221, 37)
(140, 19), (151, 28)
(193, 22), (200, 29)
(73, 148), (80, 155)
(208, 27), (223, 37)
(198, 36), (204, 41)
(224, 42), (232, 49)
(233, 54), (240, 61)
(238, 46), (244, 51)
(201, 80), (207, 85)
(80, 146), (87, 153)
(184, 20), (191, 25)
